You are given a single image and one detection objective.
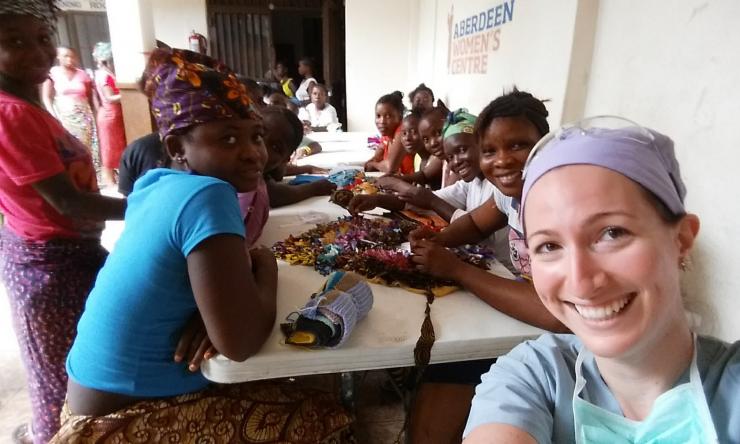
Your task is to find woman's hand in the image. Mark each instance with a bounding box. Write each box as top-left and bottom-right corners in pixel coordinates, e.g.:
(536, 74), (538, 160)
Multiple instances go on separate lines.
(398, 186), (435, 209)
(409, 226), (437, 247)
(307, 179), (337, 196)
(411, 239), (462, 280)
(174, 314), (217, 372)
(308, 165), (329, 174)
(375, 174), (412, 192)
(347, 194), (378, 215)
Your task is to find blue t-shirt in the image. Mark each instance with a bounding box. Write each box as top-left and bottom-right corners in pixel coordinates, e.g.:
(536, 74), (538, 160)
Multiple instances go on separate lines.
(464, 333), (740, 443)
(67, 169), (245, 397)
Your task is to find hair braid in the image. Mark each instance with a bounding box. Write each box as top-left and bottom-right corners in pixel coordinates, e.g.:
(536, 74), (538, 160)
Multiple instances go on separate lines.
(474, 87), (550, 140)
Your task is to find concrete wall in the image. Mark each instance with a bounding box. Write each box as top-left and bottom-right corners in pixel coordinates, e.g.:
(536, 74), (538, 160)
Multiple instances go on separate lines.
(344, 0), (419, 131)
(346, 0), (594, 130)
(583, 0), (740, 340)
(151, 0), (209, 50)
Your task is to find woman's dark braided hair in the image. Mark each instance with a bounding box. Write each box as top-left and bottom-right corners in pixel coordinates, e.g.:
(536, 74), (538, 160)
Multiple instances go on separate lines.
(474, 87), (550, 140)
(409, 83), (435, 102)
(377, 91), (405, 116)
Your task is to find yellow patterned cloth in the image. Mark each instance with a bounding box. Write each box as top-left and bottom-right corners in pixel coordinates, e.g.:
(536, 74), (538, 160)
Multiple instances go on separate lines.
(51, 382), (355, 443)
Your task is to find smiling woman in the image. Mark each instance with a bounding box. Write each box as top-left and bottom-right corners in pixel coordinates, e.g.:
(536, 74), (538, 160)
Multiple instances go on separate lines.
(0, 3), (126, 443)
(463, 118), (740, 443)
(51, 48), (354, 444)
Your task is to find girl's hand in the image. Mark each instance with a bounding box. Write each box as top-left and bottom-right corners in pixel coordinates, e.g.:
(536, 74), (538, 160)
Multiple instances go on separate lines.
(347, 194), (377, 215)
(411, 239), (461, 280)
(409, 226), (437, 247)
(364, 160), (379, 172)
(308, 179), (337, 196)
(371, 145), (385, 162)
(398, 186), (434, 209)
(174, 314), (217, 372)
(375, 174), (408, 192)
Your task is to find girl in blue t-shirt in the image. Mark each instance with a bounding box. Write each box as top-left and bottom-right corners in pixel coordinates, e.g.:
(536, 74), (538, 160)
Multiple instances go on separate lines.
(54, 49), (353, 443)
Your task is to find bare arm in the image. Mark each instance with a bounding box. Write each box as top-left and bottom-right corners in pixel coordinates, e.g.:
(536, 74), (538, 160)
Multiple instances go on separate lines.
(32, 172), (126, 221)
(393, 185), (458, 221)
(100, 85), (121, 104)
(411, 240), (566, 332)
(347, 193), (405, 215)
(418, 155), (443, 185)
(463, 424), (537, 444)
(432, 199), (507, 247)
(187, 238), (277, 361)
(266, 178), (336, 207)
(41, 79), (56, 117)
(373, 134), (406, 173)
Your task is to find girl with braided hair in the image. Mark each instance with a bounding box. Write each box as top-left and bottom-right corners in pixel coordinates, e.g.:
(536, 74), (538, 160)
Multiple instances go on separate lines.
(0, 2), (126, 442)
(407, 89), (567, 444)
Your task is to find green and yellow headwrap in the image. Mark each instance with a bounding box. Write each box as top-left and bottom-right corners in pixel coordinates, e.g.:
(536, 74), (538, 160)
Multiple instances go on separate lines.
(442, 109), (477, 140)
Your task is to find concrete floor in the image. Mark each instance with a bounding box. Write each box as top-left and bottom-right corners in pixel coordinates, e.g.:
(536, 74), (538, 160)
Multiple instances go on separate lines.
(0, 283), (405, 443)
(0, 285), (31, 443)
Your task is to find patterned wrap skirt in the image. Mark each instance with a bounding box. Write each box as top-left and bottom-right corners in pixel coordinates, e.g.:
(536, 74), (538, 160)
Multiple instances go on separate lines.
(51, 381), (356, 443)
(0, 228), (107, 444)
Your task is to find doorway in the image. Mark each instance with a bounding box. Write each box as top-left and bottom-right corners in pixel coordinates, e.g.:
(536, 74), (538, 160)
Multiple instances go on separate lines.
(207, 0), (346, 126)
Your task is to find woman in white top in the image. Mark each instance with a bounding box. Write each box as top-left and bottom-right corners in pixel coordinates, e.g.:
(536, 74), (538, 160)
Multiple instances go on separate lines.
(298, 83), (339, 131)
(295, 56), (317, 104)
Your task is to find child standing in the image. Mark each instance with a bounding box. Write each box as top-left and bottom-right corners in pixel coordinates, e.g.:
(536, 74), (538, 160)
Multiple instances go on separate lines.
(54, 48), (353, 443)
(0, 3), (126, 442)
(262, 106), (336, 207)
(364, 91), (414, 174)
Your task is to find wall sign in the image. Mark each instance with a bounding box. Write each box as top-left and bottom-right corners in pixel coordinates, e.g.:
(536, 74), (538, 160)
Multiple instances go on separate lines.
(56, 0), (107, 12)
(447, 0), (515, 75)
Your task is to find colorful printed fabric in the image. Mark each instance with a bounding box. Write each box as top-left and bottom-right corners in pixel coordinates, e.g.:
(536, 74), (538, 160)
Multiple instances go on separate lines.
(0, 229), (107, 444)
(0, 0), (58, 28)
(51, 381), (356, 444)
(442, 108), (477, 139)
(272, 216), (494, 296)
(144, 48), (260, 138)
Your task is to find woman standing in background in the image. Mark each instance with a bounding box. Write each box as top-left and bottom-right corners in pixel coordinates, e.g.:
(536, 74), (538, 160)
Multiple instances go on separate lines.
(93, 42), (126, 187)
(42, 46), (99, 173)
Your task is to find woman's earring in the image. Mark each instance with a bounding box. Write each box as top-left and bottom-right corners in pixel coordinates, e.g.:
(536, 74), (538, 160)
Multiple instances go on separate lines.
(175, 155), (186, 164)
(680, 257), (689, 271)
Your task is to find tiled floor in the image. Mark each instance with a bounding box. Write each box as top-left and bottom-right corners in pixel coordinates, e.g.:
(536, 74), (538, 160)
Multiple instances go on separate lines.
(0, 282), (406, 443)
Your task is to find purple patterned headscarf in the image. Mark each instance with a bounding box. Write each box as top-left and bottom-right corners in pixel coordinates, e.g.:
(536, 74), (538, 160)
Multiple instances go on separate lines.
(144, 48), (259, 138)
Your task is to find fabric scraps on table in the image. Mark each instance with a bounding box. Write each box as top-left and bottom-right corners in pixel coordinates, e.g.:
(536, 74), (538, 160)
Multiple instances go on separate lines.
(327, 170), (379, 210)
(397, 209), (449, 232)
(272, 216), (494, 295)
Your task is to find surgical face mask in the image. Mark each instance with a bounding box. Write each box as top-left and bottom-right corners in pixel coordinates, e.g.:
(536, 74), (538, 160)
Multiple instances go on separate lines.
(572, 335), (719, 444)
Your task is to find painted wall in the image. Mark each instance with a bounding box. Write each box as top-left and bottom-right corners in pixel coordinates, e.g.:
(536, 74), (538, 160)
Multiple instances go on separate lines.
(344, 0), (418, 131)
(151, 0), (209, 50)
(346, 0), (592, 131)
(583, 0), (740, 341)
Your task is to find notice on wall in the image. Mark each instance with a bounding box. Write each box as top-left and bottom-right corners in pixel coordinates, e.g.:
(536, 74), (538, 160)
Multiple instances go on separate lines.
(56, 0), (106, 12)
(447, 0), (515, 75)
